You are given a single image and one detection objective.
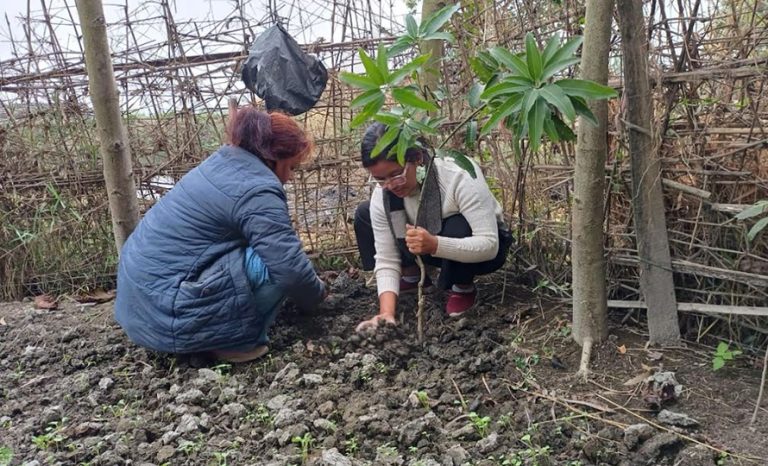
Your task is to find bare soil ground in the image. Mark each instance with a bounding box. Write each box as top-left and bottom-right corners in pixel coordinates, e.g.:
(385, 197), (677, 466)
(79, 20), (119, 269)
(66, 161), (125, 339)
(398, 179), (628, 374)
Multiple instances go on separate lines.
(1, 271), (766, 466)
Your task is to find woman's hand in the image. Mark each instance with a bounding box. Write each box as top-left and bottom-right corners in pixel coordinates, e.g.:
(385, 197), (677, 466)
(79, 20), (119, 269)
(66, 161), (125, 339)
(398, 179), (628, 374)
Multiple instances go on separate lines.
(405, 225), (438, 255)
(355, 313), (396, 333)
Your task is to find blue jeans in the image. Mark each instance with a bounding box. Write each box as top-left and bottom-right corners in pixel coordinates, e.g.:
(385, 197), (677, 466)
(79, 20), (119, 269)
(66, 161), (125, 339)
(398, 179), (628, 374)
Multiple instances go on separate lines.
(244, 247), (285, 347)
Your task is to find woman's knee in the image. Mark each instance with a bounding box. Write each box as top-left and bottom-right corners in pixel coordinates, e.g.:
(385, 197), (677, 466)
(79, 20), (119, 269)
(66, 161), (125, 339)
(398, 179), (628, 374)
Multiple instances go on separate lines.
(441, 214), (472, 238)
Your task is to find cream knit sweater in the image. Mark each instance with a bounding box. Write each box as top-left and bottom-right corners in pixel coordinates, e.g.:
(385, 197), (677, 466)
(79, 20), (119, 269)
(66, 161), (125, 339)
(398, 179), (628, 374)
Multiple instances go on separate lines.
(370, 158), (504, 296)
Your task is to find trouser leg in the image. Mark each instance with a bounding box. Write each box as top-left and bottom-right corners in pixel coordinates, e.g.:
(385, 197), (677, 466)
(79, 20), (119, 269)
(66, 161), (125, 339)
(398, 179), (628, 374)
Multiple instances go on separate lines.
(353, 201), (377, 271)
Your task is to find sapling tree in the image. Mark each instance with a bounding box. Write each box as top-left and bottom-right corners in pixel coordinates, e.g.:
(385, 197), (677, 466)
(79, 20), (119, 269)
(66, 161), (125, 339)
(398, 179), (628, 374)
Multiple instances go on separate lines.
(341, 5), (617, 344)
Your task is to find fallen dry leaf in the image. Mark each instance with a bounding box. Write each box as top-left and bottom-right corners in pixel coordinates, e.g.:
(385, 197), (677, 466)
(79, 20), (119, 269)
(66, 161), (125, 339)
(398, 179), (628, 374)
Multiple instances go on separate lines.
(0, 317), (6, 326)
(617, 344), (627, 354)
(647, 351), (664, 361)
(34, 294), (58, 310)
(623, 370), (652, 386)
(76, 289), (116, 304)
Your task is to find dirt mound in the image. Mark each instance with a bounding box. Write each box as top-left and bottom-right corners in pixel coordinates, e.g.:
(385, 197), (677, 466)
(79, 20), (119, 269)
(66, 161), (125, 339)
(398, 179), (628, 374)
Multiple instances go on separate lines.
(1, 273), (766, 465)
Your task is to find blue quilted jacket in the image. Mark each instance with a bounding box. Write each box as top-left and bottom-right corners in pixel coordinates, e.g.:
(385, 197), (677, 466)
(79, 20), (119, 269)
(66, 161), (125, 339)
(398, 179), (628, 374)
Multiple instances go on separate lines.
(115, 145), (325, 353)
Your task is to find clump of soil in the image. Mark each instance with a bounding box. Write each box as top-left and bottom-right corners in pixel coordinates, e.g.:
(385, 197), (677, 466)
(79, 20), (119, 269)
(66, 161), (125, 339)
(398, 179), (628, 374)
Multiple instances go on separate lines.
(0, 271), (766, 465)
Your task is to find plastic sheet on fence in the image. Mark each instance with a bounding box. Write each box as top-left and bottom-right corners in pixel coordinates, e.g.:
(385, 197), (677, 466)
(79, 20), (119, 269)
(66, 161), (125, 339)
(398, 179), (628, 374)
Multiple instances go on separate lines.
(241, 24), (328, 115)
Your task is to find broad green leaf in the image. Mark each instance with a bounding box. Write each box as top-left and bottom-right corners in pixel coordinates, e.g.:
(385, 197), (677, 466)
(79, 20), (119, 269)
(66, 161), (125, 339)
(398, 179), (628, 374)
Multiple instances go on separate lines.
(735, 200), (768, 219)
(340, 72), (379, 91)
(376, 43), (389, 81)
(490, 47), (531, 80)
(406, 118), (438, 134)
(350, 94), (384, 128)
(555, 79), (618, 100)
(712, 357), (725, 371)
(527, 97), (547, 152)
(439, 148), (477, 178)
(420, 3), (460, 35)
(359, 48), (386, 85)
(525, 33), (543, 81)
(541, 57), (582, 82)
(396, 128), (411, 165)
(553, 114), (577, 140)
(480, 79), (533, 101)
(392, 88), (439, 111)
(521, 88), (540, 118)
(371, 125), (401, 158)
(542, 116), (560, 142)
(389, 53), (432, 85)
(716, 341), (730, 354)
(748, 216), (768, 241)
(388, 36), (414, 56)
(544, 35), (583, 69)
(470, 57), (495, 83)
(406, 14), (419, 38)
(467, 81), (483, 108)
(422, 31), (454, 42)
(541, 35), (561, 64)
(372, 112), (402, 126)
(540, 84), (576, 122)
(571, 96), (599, 126)
(465, 120), (478, 149)
(480, 92), (524, 135)
(350, 89), (384, 108)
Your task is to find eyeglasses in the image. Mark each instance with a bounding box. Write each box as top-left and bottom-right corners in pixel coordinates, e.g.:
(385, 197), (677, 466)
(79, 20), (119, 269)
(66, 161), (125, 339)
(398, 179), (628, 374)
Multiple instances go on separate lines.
(369, 165), (409, 188)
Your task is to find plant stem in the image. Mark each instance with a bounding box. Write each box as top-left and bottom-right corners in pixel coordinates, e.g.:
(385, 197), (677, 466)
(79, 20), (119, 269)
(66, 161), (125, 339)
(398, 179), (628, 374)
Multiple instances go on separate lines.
(751, 342), (768, 425)
(416, 255), (426, 344)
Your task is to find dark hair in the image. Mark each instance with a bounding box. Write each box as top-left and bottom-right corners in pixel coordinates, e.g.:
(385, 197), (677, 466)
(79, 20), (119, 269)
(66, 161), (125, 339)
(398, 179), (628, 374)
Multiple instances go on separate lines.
(226, 106), (314, 163)
(360, 122), (428, 168)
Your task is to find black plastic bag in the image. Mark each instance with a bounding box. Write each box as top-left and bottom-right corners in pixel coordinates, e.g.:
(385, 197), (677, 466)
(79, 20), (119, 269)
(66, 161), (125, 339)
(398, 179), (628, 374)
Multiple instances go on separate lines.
(241, 24), (328, 115)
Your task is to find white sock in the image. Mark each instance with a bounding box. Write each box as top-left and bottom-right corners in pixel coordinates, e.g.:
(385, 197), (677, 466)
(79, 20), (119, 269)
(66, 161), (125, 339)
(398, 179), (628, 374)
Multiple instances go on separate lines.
(402, 275), (419, 283)
(451, 284), (475, 293)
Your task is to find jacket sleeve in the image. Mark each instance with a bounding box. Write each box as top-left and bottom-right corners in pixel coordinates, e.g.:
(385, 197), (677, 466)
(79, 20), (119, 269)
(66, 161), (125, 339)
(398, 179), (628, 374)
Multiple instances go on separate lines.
(234, 185), (325, 310)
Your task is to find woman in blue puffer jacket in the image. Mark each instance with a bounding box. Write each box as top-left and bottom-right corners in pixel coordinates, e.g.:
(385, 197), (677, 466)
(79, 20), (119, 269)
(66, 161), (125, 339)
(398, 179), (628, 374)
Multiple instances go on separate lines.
(115, 106), (326, 362)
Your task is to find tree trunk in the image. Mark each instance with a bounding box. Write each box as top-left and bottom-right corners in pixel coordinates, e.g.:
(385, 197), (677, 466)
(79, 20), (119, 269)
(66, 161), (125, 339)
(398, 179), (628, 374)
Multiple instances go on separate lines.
(76, 0), (139, 251)
(420, 0), (447, 93)
(617, 0), (680, 344)
(572, 0), (614, 372)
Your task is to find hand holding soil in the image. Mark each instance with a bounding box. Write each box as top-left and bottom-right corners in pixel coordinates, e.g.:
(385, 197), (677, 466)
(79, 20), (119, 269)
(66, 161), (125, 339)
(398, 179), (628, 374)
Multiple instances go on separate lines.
(355, 313), (396, 333)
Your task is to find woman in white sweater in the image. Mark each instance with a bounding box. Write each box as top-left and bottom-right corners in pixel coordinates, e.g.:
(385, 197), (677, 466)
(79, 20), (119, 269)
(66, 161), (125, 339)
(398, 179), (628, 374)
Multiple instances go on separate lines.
(354, 123), (513, 332)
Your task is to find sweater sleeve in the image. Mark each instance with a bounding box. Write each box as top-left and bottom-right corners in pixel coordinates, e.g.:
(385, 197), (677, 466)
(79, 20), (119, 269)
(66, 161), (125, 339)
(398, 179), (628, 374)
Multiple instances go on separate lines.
(235, 185), (325, 310)
(433, 166), (500, 263)
(370, 188), (402, 296)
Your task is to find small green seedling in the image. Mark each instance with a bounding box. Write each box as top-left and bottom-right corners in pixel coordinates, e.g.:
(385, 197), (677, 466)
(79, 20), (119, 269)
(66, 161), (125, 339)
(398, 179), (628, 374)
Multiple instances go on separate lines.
(0, 446), (13, 466)
(415, 390), (430, 411)
(468, 412), (491, 438)
(344, 436), (359, 455)
(291, 433), (314, 464)
(712, 342), (742, 371)
(32, 419), (67, 451)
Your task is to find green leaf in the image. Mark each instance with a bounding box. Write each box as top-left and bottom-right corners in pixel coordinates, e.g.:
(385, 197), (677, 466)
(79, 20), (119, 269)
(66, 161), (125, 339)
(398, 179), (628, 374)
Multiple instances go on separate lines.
(340, 71), (379, 91)
(422, 31), (455, 42)
(388, 36), (414, 56)
(359, 48), (386, 85)
(373, 112), (402, 126)
(389, 53), (432, 85)
(420, 3), (460, 36)
(406, 118), (438, 134)
(350, 89), (384, 108)
(438, 148), (477, 178)
(541, 35), (561, 64)
(480, 92), (524, 136)
(465, 120), (478, 149)
(350, 94), (384, 128)
(525, 32), (543, 81)
(470, 57), (494, 83)
(542, 116), (560, 142)
(371, 125), (401, 158)
(735, 200), (768, 219)
(553, 114), (577, 141)
(521, 88), (540, 118)
(571, 97), (598, 126)
(748, 216), (768, 241)
(376, 43), (389, 81)
(480, 78), (533, 101)
(555, 79), (618, 100)
(544, 35), (583, 69)
(392, 88), (439, 111)
(712, 357), (725, 371)
(406, 14), (419, 38)
(716, 341), (730, 355)
(396, 128), (410, 165)
(540, 84), (576, 122)
(467, 81), (483, 108)
(527, 97), (547, 152)
(541, 57), (582, 82)
(489, 47), (531, 80)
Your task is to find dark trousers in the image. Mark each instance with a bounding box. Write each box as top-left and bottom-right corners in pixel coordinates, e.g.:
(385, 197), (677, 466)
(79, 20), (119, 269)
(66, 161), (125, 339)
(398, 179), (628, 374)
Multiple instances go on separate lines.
(353, 201), (512, 289)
